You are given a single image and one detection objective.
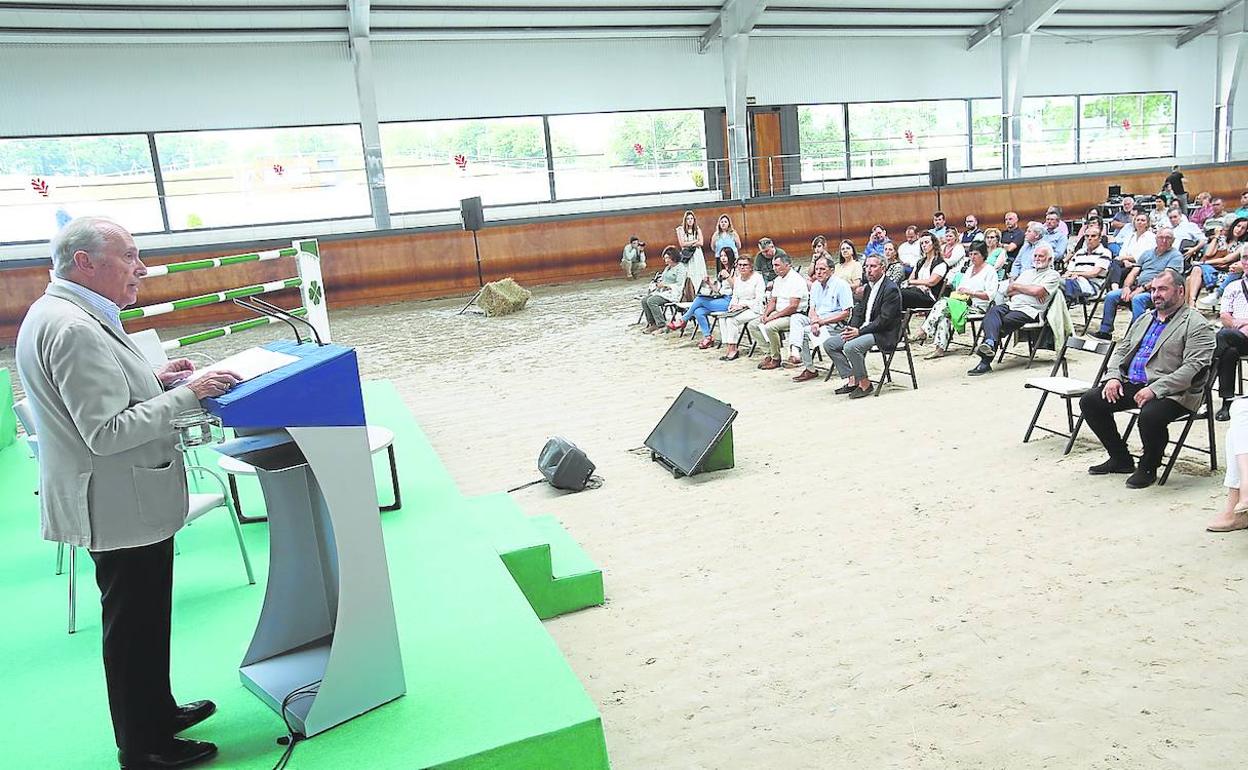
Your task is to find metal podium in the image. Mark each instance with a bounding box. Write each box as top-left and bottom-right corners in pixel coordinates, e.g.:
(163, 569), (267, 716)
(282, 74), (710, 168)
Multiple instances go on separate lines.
(205, 340), (405, 737)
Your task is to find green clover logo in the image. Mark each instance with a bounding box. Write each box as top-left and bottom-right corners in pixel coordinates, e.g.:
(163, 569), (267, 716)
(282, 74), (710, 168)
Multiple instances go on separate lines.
(307, 280), (323, 306)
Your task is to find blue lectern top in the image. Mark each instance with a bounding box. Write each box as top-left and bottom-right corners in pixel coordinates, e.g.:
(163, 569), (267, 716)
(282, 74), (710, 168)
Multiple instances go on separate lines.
(203, 340), (366, 428)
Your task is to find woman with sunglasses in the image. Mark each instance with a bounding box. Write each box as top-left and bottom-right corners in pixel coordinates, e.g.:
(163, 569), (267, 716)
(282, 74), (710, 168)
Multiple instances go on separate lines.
(671, 246), (739, 349)
(718, 254), (766, 361)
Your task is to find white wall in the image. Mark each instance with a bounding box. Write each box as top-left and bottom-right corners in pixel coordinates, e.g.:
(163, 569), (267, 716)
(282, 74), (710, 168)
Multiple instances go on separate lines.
(0, 42), (359, 136)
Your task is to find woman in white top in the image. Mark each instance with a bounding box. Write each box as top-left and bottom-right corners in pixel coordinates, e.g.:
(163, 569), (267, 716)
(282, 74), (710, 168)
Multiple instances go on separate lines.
(901, 233), (948, 310)
(941, 227), (967, 274)
(718, 253), (766, 361)
(676, 210), (708, 290)
(915, 240), (999, 357)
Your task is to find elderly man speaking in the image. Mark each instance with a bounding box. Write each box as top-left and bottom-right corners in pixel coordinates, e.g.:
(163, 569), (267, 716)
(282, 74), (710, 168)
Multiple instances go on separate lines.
(16, 217), (240, 769)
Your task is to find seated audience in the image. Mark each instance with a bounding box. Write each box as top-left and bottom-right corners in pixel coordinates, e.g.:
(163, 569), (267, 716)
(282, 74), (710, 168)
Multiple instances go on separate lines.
(968, 242), (1061, 376)
(1043, 209), (1069, 257)
(718, 255), (766, 361)
(1169, 207), (1206, 261)
(640, 247), (689, 333)
(1115, 211), (1157, 268)
(901, 234), (947, 310)
(1149, 196), (1170, 231)
(824, 255), (902, 399)
(1067, 209), (1104, 256)
(621, 236), (646, 279)
(672, 246), (736, 349)
(1197, 217), (1248, 309)
(1093, 229), (1182, 339)
(754, 237), (785, 285)
(898, 226), (922, 270)
(791, 257), (854, 383)
(1207, 399), (1248, 532)
(1009, 222), (1046, 279)
(749, 252), (809, 370)
(983, 228), (1008, 278)
(915, 240), (998, 359)
(1061, 225), (1111, 304)
(882, 241), (906, 284)
(961, 215), (983, 245)
(1190, 191), (1215, 227)
(1208, 197), (1230, 231)
(835, 239), (863, 289)
(1213, 251), (1248, 421)
(929, 211), (948, 241)
(1000, 211), (1026, 267)
(806, 235), (830, 277)
(863, 226), (888, 258)
(1109, 196), (1137, 236)
(1237, 191), (1248, 219)
(1078, 268), (1215, 488)
(941, 228), (967, 273)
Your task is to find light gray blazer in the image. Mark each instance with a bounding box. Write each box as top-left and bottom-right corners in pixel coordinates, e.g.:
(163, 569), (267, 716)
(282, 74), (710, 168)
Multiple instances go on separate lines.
(15, 283), (201, 551)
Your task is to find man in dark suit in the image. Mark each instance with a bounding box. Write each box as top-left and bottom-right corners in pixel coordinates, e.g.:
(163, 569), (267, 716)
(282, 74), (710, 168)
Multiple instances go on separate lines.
(823, 254), (901, 399)
(16, 217), (240, 769)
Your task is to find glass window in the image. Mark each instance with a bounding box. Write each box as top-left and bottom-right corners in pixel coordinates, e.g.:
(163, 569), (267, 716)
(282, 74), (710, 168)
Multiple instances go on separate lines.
(797, 104), (847, 182)
(1080, 92), (1176, 162)
(1020, 96), (1077, 166)
(155, 125), (369, 230)
(380, 116), (548, 213)
(970, 99), (1004, 171)
(847, 100), (969, 178)
(548, 110), (707, 200)
(0, 134), (162, 244)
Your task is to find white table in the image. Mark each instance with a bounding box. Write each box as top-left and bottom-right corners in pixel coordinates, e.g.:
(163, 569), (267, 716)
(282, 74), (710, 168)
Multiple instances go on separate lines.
(218, 425), (400, 523)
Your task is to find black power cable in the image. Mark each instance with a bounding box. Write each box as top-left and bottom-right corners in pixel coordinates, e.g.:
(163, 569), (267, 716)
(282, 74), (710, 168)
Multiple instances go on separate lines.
(272, 679), (321, 770)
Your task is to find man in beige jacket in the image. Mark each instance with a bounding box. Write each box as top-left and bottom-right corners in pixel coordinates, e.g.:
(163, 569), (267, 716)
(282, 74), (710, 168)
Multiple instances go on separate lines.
(16, 217), (239, 769)
(1078, 268), (1215, 489)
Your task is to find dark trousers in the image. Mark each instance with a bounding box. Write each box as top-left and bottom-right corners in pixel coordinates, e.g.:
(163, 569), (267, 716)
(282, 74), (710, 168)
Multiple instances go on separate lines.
(1215, 328), (1248, 399)
(1078, 381), (1191, 470)
(90, 537), (178, 753)
(979, 305), (1033, 361)
(900, 287), (936, 310)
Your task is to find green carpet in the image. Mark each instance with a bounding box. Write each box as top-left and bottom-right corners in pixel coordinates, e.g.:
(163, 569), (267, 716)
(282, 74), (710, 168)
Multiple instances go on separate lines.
(0, 380), (609, 769)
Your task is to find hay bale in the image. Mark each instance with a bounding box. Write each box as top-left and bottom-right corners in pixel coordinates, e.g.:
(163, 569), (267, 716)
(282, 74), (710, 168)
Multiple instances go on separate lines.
(477, 278), (532, 317)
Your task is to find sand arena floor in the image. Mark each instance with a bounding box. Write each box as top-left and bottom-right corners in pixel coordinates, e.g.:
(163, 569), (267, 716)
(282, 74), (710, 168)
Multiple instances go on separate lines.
(5, 278), (1248, 768)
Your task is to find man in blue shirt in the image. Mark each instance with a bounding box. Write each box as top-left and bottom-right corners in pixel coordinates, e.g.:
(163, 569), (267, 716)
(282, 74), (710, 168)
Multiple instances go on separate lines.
(1043, 210), (1068, 260)
(928, 211), (948, 241)
(862, 225), (888, 258)
(793, 257), (853, 382)
(1092, 229), (1183, 340)
(1078, 268), (1215, 488)
(1009, 222), (1045, 279)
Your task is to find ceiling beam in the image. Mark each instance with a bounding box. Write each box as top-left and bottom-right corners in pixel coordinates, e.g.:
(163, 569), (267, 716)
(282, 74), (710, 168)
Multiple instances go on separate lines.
(967, 0), (1064, 51)
(348, 0), (368, 38)
(1178, 1), (1244, 48)
(698, 0), (766, 54)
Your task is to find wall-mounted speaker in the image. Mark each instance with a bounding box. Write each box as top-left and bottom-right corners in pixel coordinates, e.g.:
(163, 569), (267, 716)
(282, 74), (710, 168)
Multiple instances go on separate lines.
(460, 196), (484, 232)
(928, 158), (948, 188)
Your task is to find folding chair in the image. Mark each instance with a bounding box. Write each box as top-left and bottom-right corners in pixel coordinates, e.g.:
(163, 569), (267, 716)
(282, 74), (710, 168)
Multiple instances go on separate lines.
(996, 292), (1060, 369)
(707, 312), (756, 356)
(823, 309), (919, 397)
(1120, 367), (1218, 486)
(1074, 281), (1110, 335)
(1021, 335), (1116, 454)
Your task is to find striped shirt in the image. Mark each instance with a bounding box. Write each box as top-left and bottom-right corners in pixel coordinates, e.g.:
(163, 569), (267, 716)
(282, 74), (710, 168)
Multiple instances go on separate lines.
(50, 277), (122, 331)
(1128, 314), (1169, 384)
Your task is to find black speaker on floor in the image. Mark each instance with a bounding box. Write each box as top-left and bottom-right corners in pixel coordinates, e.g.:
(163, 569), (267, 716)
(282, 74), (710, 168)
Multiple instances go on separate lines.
(538, 437), (596, 491)
(645, 387), (737, 478)
(460, 196), (484, 231)
(929, 158), (948, 188)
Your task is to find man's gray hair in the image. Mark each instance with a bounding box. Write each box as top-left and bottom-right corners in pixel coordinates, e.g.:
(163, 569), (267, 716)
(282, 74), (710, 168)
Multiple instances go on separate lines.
(50, 216), (120, 278)
(1032, 241), (1054, 259)
(773, 251), (792, 265)
(1026, 221), (1045, 237)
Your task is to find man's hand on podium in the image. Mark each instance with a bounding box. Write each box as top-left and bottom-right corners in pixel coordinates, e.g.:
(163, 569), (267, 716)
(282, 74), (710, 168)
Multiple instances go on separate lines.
(187, 369), (243, 399)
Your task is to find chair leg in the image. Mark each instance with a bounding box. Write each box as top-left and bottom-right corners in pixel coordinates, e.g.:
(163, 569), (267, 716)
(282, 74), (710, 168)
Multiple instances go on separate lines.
(1022, 391), (1050, 443)
(381, 445), (402, 512)
(225, 494), (256, 586)
(904, 344), (918, 390)
(1208, 402), (1219, 472)
(68, 545), (77, 635)
(1064, 415), (1086, 455)
(1025, 334), (1040, 369)
(1159, 417), (1197, 486)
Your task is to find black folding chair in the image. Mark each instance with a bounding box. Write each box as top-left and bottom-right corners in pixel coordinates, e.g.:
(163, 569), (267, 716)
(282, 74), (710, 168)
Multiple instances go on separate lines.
(822, 309), (918, 397)
(1120, 367), (1218, 486)
(997, 291), (1061, 369)
(1022, 335), (1116, 454)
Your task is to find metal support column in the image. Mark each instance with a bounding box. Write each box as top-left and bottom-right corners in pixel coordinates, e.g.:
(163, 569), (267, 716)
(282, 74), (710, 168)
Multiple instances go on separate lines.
(723, 33), (752, 201)
(348, 0), (391, 230)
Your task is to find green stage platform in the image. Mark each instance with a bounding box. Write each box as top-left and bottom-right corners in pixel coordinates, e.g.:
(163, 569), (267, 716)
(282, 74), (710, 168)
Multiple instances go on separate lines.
(0, 380), (609, 769)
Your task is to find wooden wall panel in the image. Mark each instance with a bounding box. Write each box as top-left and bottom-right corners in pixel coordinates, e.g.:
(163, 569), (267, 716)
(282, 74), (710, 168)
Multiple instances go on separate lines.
(5, 163), (1248, 344)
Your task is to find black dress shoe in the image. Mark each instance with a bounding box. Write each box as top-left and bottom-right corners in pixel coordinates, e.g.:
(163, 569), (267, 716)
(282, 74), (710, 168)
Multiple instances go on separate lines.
(967, 361), (992, 376)
(1125, 468), (1158, 489)
(1089, 330), (1113, 341)
(833, 384), (856, 395)
(1088, 457), (1135, 475)
(171, 700), (217, 734)
(119, 738), (217, 769)
(848, 384), (875, 399)
(1217, 402), (1233, 422)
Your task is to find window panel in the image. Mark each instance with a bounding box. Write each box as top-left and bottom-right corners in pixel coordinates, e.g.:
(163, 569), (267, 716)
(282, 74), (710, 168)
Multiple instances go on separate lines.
(847, 100), (969, 178)
(970, 99), (1004, 171)
(381, 116), (548, 213)
(0, 134), (162, 244)
(1020, 96), (1077, 166)
(548, 110), (707, 200)
(1080, 92), (1175, 162)
(797, 104), (847, 182)
(155, 125), (369, 230)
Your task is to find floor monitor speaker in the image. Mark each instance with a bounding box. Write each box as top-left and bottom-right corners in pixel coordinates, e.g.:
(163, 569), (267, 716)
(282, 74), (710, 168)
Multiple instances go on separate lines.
(538, 437), (596, 491)
(928, 158), (947, 188)
(461, 196), (484, 231)
(644, 387), (737, 478)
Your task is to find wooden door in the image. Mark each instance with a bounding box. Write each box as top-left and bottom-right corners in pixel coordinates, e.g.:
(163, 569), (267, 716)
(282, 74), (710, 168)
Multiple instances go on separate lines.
(752, 110), (783, 196)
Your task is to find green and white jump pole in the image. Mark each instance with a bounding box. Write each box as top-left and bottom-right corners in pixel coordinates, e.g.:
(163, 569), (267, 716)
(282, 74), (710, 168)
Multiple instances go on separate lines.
(121, 238), (330, 350)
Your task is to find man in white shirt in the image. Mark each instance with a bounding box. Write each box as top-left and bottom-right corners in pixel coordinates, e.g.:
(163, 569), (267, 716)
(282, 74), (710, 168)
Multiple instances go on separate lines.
(968, 243), (1061, 376)
(897, 226), (922, 271)
(1061, 226), (1111, 303)
(750, 253), (808, 370)
(1213, 251), (1248, 421)
(793, 257), (853, 382)
(1168, 207), (1206, 259)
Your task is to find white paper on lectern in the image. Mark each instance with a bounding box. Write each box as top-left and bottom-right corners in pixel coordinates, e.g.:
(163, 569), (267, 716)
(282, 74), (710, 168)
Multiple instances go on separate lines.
(196, 347), (300, 383)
